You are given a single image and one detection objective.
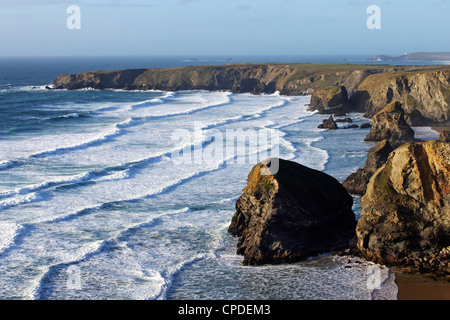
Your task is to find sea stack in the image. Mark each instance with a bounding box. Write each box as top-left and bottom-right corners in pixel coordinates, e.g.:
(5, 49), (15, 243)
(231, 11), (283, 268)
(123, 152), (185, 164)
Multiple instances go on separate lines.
(364, 101), (416, 148)
(228, 158), (356, 266)
(318, 115), (338, 130)
(357, 141), (450, 276)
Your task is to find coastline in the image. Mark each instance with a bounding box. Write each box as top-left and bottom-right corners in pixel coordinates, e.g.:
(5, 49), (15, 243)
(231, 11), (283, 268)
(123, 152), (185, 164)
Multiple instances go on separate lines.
(394, 272), (450, 300)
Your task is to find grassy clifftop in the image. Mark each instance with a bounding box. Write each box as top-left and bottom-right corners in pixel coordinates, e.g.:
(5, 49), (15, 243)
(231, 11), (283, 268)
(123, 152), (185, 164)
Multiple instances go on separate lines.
(52, 63), (393, 93)
(52, 63), (450, 125)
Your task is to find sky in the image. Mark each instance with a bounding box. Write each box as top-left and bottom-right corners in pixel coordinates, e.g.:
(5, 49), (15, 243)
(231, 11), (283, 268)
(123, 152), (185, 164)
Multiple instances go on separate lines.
(0, 0), (449, 57)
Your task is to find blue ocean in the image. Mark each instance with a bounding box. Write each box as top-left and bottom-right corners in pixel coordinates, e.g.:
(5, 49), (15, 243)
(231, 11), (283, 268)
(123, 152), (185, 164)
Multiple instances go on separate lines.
(0, 56), (442, 300)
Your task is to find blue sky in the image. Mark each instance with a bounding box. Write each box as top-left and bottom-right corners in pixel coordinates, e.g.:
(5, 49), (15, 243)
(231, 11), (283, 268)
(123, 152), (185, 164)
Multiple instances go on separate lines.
(0, 0), (449, 56)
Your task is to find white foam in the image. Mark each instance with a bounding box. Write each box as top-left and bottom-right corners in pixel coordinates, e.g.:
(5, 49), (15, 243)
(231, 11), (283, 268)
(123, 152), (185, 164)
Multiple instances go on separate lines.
(0, 192), (43, 211)
(0, 222), (22, 254)
(412, 126), (439, 141)
(0, 90), (377, 300)
(293, 136), (330, 171)
(60, 113), (80, 118)
(0, 171), (97, 199)
(24, 240), (106, 300)
(14, 85), (52, 92)
(0, 160), (13, 169)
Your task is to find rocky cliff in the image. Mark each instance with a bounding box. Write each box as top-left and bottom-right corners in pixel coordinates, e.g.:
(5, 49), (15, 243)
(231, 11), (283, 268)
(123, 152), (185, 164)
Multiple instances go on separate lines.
(228, 158), (356, 266)
(309, 86), (349, 115)
(357, 141), (450, 276)
(52, 63), (450, 126)
(350, 69), (450, 125)
(52, 63), (387, 94)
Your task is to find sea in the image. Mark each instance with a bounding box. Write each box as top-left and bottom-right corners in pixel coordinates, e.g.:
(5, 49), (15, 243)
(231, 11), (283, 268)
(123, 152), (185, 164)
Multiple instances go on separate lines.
(0, 55), (444, 300)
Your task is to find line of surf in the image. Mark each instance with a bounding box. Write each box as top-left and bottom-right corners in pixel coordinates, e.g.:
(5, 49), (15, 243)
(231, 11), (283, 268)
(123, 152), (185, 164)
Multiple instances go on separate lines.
(0, 93), (292, 204)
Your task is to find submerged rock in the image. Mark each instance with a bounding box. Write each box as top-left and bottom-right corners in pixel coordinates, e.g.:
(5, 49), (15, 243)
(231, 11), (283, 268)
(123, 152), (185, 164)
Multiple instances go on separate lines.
(342, 139), (393, 195)
(318, 115), (338, 130)
(364, 102), (417, 148)
(343, 124), (359, 129)
(335, 117), (353, 123)
(357, 141), (450, 276)
(228, 158), (356, 266)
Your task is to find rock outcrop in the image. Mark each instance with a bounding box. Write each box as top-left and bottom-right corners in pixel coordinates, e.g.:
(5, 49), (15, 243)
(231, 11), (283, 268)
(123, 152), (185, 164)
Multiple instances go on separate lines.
(228, 158), (356, 266)
(318, 115), (338, 130)
(438, 129), (450, 142)
(309, 86), (349, 115)
(350, 69), (450, 125)
(364, 102), (417, 148)
(342, 139), (393, 195)
(357, 141), (450, 276)
(335, 117), (353, 123)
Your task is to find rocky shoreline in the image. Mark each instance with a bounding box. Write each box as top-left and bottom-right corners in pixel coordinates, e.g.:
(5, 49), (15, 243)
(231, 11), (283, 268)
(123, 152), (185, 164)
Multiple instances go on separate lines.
(52, 63), (450, 127)
(52, 63), (450, 283)
(228, 101), (449, 280)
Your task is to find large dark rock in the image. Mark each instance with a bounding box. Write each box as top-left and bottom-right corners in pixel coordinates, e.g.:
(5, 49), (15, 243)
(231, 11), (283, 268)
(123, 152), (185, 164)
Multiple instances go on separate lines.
(357, 141), (450, 276)
(228, 158), (356, 266)
(342, 140), (393, 195)
(318, 115), (338, 130)
(364, 101), (417, 148)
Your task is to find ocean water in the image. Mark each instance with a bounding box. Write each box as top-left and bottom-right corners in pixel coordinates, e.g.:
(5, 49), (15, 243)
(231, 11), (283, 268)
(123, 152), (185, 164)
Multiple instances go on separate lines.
(0, 56), (406, 300)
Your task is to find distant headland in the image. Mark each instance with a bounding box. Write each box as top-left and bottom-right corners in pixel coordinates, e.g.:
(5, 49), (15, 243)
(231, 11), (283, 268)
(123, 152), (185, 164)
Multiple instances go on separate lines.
(369, 52), (450, 62)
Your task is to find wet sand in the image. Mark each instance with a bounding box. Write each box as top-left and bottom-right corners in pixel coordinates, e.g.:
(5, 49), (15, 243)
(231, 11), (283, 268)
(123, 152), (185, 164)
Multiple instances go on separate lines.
(431, 126), (450, 134)
(395, 273), (450, 300)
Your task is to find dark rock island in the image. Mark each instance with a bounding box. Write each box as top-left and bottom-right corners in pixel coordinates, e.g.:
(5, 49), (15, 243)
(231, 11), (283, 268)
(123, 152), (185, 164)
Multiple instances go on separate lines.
(228, 158), (356, 266)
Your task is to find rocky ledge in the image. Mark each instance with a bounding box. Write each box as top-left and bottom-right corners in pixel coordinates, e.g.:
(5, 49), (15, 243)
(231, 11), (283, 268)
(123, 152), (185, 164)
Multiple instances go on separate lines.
(357, 141), (450, 276)
(228, 158), (356, 266)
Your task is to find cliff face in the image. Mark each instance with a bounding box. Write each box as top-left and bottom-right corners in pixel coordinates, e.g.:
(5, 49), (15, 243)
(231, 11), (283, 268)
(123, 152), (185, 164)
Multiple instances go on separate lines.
(53, 63), (383, 95)
(309, 86), (349, 114)
(357, 141), (450, 275)
(52, 63), (450, 125)
(351, 70), (450, 125)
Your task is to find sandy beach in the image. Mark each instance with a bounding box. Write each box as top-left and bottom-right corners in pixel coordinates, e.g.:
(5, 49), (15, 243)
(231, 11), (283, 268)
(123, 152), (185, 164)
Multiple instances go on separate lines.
(431, 126), (450, 134)
(395, 273), (450, 300)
